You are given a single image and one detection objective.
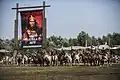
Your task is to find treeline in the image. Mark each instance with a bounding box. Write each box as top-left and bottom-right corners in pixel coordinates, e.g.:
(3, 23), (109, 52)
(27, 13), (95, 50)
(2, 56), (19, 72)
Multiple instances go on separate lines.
(0, 31), (120, 50)
(47, 31), (120, 47)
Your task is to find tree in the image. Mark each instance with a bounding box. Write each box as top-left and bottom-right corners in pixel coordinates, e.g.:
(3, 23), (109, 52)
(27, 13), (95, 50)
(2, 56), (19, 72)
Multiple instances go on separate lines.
(48, 35), (58, 47)
(91, 36), (97, 46)
(0, 38), (4, 49)
(86, 34), (91, 46)
(102, 35), (108, 44)
(97, 37), (103, 45)
(107, 33), (113, 46)
(112, 32), (120, 45)
(72, 38), (78, 46)
(48, 35), (64, 47)
(62, 38), (69, 47)
(45, 32), (120, 48)
(77, 31), (91, 46)
(77, 31), (87, 46)
(57, 36), (64, 47)
(69, 38), (73, 46)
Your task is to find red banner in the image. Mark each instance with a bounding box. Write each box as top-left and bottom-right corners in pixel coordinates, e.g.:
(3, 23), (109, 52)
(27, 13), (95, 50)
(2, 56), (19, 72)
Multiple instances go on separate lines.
(20, 10), (43, 48)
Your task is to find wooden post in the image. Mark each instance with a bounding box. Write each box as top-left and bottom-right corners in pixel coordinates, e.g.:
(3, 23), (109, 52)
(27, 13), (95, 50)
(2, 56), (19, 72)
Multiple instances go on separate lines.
(14, 20), (17, 64)
(85, 33), (87, 47)
(15, 3), (19, 50)
(85, 40), (87, 47)
(109, 36), (111, 54)
(42, 1), (46, 49)
(109, 37), (110, 46)
(45, 18), (47, 48)
(14, 20), (16, 49)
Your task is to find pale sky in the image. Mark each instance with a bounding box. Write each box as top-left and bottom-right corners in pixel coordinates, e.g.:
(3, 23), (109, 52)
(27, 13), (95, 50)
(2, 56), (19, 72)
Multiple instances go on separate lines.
(0, 0), (120, 40)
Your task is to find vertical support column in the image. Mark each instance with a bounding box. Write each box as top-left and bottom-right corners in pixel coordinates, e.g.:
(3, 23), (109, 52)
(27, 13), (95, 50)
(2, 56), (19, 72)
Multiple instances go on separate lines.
(45, 18), (47, 48)
(85, 40), (87, 47)
(15, 3), (19, 50)
(42, 1), (46, 49)
(14, 3), (19, 63)
(91, 38), (92, 51)
(108, 36), (111, 54)
(14, 20), (16, 48)
(109, 37), (110, 46)
(85, 34), (87, 47)
(14, 20), (17, 64)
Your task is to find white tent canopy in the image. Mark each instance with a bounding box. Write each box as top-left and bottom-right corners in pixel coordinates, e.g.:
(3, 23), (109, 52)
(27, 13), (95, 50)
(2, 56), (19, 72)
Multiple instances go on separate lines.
(71, 46), (88, 50)
(98, 45), (110, 50)
(56, 47), (72, 51)
(0, 49), (10, 53)
(111, 46), (120, 50)
(55, 46), (90, 50)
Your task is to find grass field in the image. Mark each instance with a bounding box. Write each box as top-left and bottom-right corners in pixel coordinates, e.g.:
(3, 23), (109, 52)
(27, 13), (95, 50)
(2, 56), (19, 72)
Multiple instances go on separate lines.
(0, 64), (120, 80)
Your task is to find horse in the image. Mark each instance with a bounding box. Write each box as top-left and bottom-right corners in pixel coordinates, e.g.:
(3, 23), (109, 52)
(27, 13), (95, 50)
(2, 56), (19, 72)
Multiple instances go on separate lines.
(98, 54), (105, 66)
(32, 55), (39, 66)
(8, 56), (14, 64)
(28, 56), (32, 65)
(88, 52), (98, 66)
(57, 50), (66, 66)
(44, 53), (52, 66)
(104, 52), (112, 66)
(81, 52), (89, 66)
(58, 53), (65, 66)
(17, 57), (22, 66)
(21, 55), (28, 65)
(37, 53), (44, 66)
(64, 53), (72, 66)
(71, 51), (80, 66)
(87, 53), (93, 66)
(93, 53), (100, 66)
(3, 56), (9, 65)
(16, 53), (23, 66)
(51, 54), (58, 66)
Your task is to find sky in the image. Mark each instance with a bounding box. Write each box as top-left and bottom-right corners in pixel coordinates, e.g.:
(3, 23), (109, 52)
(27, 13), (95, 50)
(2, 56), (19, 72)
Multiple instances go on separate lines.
(0, 0), (120, 40)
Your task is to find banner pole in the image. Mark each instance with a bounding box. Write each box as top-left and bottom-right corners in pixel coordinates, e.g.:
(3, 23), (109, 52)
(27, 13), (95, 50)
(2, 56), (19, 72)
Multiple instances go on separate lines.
(14, 3), (19, 64)
(15, 3), (19, 50)
(42, 1), (46, 49)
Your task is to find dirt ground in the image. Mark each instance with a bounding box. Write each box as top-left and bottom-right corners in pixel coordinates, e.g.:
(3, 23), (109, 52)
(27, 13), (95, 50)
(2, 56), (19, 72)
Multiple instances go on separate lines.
(0, 64), (120, 80)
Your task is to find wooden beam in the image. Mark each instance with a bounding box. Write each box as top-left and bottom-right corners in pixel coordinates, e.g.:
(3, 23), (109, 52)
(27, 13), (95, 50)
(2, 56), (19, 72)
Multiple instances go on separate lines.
(12, 5), (50, 10)
(18, 9), (43, 12)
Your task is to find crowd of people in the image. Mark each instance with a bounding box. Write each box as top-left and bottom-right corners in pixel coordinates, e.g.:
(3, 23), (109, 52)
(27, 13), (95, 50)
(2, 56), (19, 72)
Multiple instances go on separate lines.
(0, 48), (120, 67)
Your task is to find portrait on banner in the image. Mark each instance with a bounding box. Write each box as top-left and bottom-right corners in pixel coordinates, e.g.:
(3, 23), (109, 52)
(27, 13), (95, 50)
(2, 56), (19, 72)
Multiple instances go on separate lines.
(20, 10), (43, 48)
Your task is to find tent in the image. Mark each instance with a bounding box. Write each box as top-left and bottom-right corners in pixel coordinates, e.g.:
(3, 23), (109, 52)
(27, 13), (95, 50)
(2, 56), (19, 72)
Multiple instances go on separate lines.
(0, 49), (10, 53)
(98, 45), (110, 50)
(71, 46), (88, 50)
(111, 46), (120, 50)
(55, 46), (89, 50)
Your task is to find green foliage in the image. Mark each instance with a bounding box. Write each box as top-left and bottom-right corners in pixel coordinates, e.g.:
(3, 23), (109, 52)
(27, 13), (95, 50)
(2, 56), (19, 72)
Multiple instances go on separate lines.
(77, 31), (87, 46)
(77, 31), (92, 46)
(112, 32), (120, 45)
(91, 36), (97, 46)
(47, 32), (120, 47)
(97, 37), (103, 45)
